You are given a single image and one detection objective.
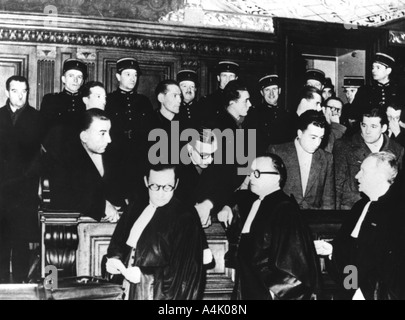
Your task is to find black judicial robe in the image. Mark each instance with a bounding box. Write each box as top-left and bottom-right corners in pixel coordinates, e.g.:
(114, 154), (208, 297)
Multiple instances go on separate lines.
(231, 190), (322, 300)
(107, 196), (205, 300)
(330, 185), (405, 300)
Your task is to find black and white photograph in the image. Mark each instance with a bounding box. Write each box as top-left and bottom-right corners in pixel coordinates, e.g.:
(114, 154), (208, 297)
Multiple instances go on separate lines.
(0, 0), (405, 306)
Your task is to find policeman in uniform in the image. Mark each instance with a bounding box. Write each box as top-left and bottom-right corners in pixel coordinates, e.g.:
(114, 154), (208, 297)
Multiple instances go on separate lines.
(177, 70), (200, 130)
(246, 75), (296, 147)
(198, 61), (240, 126)
(352, 53), (404, 121)
(41, 58), (87, 134)
(106, 58), (155, 197)
(341, 76), (364, 129)
(304, 69), (326, 91)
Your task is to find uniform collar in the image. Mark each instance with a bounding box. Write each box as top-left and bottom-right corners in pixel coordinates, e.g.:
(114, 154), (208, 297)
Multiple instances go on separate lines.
(119, 88), (135, 95)
(377, 81), (391, 88)
(63, 89), (80, 97)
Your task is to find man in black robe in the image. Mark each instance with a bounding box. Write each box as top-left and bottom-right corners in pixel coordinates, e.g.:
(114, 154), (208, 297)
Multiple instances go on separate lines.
(219, 154), (321, 300)
(106, 164), (205, 300)
(316, 152), (405, 300)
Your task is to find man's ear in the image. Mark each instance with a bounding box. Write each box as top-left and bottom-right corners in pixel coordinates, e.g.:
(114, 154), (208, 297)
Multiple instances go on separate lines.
(115, 73), (121, 83)
(174, 179), (179, 190)
(5, 90), (9, 99)
(217, 75), (220, 83)
(82, 97), (89, 106)
(382, 124), (388, 134)
(61, 75), (66, 86)
(278, 88), (282, 95)
(144, 176), (149, 188)
(80, 131), (88, 143)
(297, 129), (303, 139)
(260, 90), (265, 98)
(157, 93), (165, 104)
(387, 68), (393, 77)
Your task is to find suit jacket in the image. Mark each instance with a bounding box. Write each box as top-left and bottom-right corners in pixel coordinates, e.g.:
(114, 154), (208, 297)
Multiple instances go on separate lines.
(0, 103), (42, 240)
(334, 133), (404, 210)
(231, 190), (322, 300)
(269, 142), (336, 210)
(46, 139), (126, 221)
(107, 196), (205, 300)
(331, 184), (405, 300)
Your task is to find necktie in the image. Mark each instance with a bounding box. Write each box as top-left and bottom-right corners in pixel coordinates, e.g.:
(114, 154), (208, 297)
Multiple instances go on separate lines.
(242, 198), (262, 234)
(351, 201), (372, 239)
(126, 204), (157, 248)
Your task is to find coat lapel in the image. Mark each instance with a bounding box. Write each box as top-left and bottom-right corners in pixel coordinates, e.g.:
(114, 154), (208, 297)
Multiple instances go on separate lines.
(304, 150), (322, 197)
(288, 142), (304, 198)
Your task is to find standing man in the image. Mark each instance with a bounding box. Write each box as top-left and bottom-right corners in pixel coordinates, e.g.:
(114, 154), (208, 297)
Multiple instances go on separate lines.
(269, 111), (335, 210)
(154, 80), (182, 133)
(305, 69), (326, 91)
(177, 70), (200, 130)
(341, 76), (364, 130)
(0, 76), (42, 283)
(82, 81), (107, 111)
(247, 74), (296, 146)
(41, 58), (87, 134)
(198, 61), (240, 125)
(334, 108), (404, 210)
(352, 53), (403, 119)
(322, 78), (335, 102)
(106, 58), (155, 197)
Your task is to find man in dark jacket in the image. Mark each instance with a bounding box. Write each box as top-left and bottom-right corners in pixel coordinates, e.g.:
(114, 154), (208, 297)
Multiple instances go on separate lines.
(0, 76), (42, 282)
(334, 108), (404, 210)
(220, 154), (321, 300)
(316, 152), (405, 300)
(106, 164), (205, 300)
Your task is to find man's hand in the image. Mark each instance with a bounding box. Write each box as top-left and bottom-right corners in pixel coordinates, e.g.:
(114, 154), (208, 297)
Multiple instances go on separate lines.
(217, 206), (233, 229)
(314, 240), (333, 258)
(103, 201), (121, 223)
(106, 258), (126, 275)
(122, 267), (141, 284)
(195, 200), (214, 228)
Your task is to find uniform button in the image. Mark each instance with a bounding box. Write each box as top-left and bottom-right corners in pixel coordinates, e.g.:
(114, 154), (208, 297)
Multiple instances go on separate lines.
(129, 118), (132, 121)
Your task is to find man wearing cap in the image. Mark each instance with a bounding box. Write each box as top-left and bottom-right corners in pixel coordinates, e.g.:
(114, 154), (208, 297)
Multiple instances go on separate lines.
(305, 69), (326, 91)
(41, 58), (87, 134)
(246, 74), (296, 147)
(177, 70), (200, 130)
(341, 76), (364, 131)
(198, 61), (240, 125)
(352, 53), (404, 121)
(322, 78), (335, 102)
(106, 58), (155, 197)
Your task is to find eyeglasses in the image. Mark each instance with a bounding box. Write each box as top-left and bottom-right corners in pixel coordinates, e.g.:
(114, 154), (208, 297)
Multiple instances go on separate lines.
(148, 184), (175, 192)
(251, 170), (280, 179)
(193, 146), (215, 160)
(326, 106), (342, 115)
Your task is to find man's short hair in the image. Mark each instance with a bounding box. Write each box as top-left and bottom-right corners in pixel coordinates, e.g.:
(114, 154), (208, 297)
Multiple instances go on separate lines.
(155, 80), (179, 98)
(79, 109), (110, 132)
(367, 151), (399, 185)
(362, 108), (389, 126)
(6, 76), (29, 92)
(224, 80), (249, 106)
(301, 86), (322, 101)
(387, 100), (403, 112)
(82, 81), (105, 98)
(298, 110), (327, 132)
(325, 97), (344, 107)
(260, 153), (287, 189)
(146, 164), (178, 180)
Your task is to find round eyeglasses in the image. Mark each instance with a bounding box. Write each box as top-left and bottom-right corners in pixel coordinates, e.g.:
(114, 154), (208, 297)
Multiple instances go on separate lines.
(193, 146), (215, 160)
(251, 170), (280, 179)
(148, 184), (175, 192)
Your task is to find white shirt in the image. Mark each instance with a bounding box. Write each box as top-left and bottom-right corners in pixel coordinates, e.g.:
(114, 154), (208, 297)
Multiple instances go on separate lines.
(351, 201), (372, 239)
(126, 203), (158, 248)
(241, 198), (263, 234)
(295, 139), (313, 196)
(365, 135), (384, 154)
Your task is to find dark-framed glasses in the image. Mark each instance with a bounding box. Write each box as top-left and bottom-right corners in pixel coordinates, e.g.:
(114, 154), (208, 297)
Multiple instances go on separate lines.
(326, 106), (342, 115)
(252, 170), (280, 179)
(148, 184), (175, 192)
(193, 146), (215, 160)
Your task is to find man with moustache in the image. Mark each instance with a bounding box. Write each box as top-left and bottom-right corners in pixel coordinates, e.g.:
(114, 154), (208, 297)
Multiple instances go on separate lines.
(177, 70), (200, 130)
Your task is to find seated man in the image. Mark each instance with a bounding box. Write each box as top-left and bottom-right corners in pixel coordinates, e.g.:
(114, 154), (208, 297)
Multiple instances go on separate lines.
(106, 164), (205, 300)
(334, 108), (404, 210)
(46, 109), (126, 222)
(269, 110), (335, 210)
(219, 154), (322, 300)
(315, 152), (405, 300)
